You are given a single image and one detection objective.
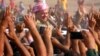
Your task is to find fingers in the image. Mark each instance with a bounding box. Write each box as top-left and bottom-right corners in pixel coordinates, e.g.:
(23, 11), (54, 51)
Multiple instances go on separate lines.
(44, 26), (52, 34)
(24, 15), (30, 23)
(31, 13), (35, 21)
(24, 14), (37, 28)
(8, 19), (14, 32)
(4, 6), (11, 17)
(24, 14), (34, 21)
(45, 26), (52, 32)
(44, 26), (52, 38)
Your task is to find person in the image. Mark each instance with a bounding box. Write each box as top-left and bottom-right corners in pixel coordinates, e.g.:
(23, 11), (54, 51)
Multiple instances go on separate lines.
(19, 1), (25, 15)
(73, 0), (89, 29)
(32, 1), (50, 26)
(24, 14), (47, 56)
(15, 22), (35, 56)
(32, 1), (71, 56)
(0, 6), (32, 56)
(32, 1), (54, 56)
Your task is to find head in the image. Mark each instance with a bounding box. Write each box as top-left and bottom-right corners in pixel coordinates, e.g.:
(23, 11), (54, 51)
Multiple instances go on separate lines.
(33, 3), (49, 22)
(16, 23), (25, 32)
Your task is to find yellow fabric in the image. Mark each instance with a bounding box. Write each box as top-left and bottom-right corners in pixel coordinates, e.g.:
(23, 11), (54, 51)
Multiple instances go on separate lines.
(95, 44), (98, 52)
(60, 0), (67, 11)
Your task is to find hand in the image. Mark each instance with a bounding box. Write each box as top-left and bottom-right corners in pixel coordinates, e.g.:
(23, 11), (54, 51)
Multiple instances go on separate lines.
(7, 17), (16, 40)
(24, 14), (36, 28)
(0, 7), (12, 32)
(55, 26), (62, 36)
(43, 26), (52, 39)
(63, 13), (75, 32)
(63, 13), (73, 28)
(89, 16), (96, 29)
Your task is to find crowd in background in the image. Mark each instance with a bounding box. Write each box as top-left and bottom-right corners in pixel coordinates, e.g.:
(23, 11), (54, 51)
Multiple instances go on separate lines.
(0, 0), (100, 56)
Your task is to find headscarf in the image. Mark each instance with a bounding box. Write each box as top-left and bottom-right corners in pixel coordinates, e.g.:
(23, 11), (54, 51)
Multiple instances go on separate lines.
(33, 0), (48, 13)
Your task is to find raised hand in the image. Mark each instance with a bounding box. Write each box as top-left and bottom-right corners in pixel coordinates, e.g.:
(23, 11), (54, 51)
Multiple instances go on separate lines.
(24, 14), (36, 28)
(55, 26), (62, 35)
(0, 6), (12, 56)
(43, 26), (54, 56)
(24, 14), (47, 56)
(7, 17), (16, 40)
(81, 30), (97, 50)
(43, 26), (52, 39)
(63, 13), (75, 32)
(88, 16), (96, 29)
(7, 13), (31, 56)
(0, 6), (12, 33)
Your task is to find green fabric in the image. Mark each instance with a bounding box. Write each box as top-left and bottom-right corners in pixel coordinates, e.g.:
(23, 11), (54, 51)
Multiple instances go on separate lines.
(86, 49), (99, 56)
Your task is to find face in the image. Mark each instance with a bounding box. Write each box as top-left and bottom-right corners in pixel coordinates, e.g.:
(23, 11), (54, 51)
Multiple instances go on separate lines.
(16, 23), (25, 32)
(36, 9), (49, 22)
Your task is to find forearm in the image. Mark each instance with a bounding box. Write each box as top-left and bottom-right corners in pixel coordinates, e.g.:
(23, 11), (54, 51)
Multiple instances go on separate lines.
(89, 28), (100, 48)
(13, 35), (31, 56)
(26, 46), (35, 56)
(43, 36), (53, 56)
(79, 41), (87, 56)
(71, 40), (80, 54)
(27, 25), (47, 56)
(4, 36), (13, 56)
(63, 32), (70, 49)
(51, 37), (68, 52)
(0, 35), (5, 56)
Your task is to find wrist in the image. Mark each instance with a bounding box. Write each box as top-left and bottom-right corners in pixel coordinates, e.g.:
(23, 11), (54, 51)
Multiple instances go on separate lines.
(43, 34), (51, 39)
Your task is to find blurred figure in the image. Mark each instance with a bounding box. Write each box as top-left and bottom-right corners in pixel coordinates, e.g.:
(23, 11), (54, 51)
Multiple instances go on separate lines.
(0, 0), (6, 10)
(33, 1), (51, 28)
(73, 0), (89, 29)
(9, 0), (15, 10)
(19, 1), (25, 15)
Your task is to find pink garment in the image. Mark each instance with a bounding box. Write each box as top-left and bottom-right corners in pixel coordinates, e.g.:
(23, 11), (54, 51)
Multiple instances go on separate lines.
(9, 0), (15, 9)
(34, 0), (46, 3)
(33, 2), (48, 13)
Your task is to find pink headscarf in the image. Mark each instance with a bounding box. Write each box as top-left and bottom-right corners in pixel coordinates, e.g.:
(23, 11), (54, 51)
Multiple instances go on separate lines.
(33, 2), (49, 13)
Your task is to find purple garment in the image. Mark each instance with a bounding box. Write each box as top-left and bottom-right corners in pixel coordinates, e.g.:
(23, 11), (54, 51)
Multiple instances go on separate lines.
(0, 0), (6, 9)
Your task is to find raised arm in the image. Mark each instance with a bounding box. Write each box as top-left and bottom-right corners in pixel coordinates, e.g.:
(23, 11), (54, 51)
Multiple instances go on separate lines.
(0, 32), (5, 56)
(0, 7), (11, 56)
(24, 14), (47, 56)
(4, 35), (13, 56)
(42, 26), (53, 56)
(7, 18), (31, 56)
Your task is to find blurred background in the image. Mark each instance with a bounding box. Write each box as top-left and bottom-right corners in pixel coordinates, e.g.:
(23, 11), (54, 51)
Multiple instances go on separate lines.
(4, 0), (100, 14)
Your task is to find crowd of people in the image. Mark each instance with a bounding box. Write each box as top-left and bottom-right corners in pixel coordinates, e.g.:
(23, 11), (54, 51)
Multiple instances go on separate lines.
(0, 0), (100, 56)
